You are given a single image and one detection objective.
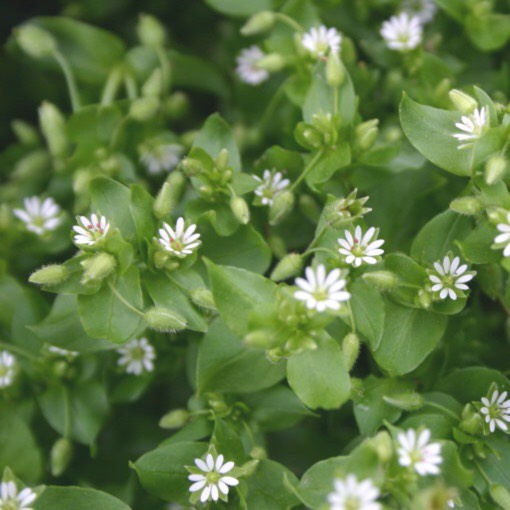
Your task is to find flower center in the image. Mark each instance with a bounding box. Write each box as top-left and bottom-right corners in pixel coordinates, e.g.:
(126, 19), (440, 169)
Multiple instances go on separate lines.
(130, 346), (145, 361)
(313, 288), (329, 302)
(2, 499), (20, 510)
(205, 471), (221, 484)
(344, 496), (361, 510)
(0, 365), (10, 377)
(171, 240), (184, 252)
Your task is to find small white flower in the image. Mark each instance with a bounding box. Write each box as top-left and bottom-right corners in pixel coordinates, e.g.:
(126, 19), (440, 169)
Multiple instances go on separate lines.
(13, 196), (61, 236)
(0, 481), (37, 510)
(254, 170), (291, 206)
(117, 338), (156, 376)
(452, 107), (488, 149)
(327, 474), (382, 510)
(381, 13), (423, 51)
(480, 388), (510, 433)
(0, 350), (17, 388)
(48, 346), (79, 359)
(236, 46), (269, 85)
(428, 255), (475, 301)
(158, 217), (201, 257)
(402, 0), (437, 24)
(188, 453), (239, 503)
(140, 143), (183, 175)
(337, 226), (385, 267)
(397, 428), (442, 476)
(494, 212), (510, 256)
(72, 214), (110, 247)
(294, 264), (350, 312)
(302, 25), (341, 57)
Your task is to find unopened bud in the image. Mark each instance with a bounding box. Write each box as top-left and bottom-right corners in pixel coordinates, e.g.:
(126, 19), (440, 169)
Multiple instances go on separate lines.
(490, 484), (510, 510)
(449, 196), (483, 215)
(137, 14), (166, 47)
(180, 157), (205, 176)
(354, 119), (379, 152)
(164, 92), (189, 120)
(249, 446), (268, 460)
(294, 122), (323, 150)
(362, 270), (399, 290)
(342, 332), (360, 371)
(383, 392), (424, 410)
(142, 68), (163, 97)
(154, 171), (187, 219)
(230, 195), (250, 224)
(144, 307), (187, 332)
(81, 252), (116, 284)
(326, 51), (345, 88)
(269, 190), (295, 225)
(39, 102), (68, 158)
(129, 97), (159, 121)
(240, 11), (276, 36)
(11, 120), (39, 146)
(50, 438), (73, 477)
(29, 264), (68, 286)
(270, 253), (303, 281)
(215, 148), (229, 172)
(159, 409), (189, 429)
(257, 53), (286, 72)
(190, 288), (216, 311)
(416, 288), (432, 310)
(266, 347), (286, 363)
(244, 330), (275, 349)
(16, 24), (56, 59)
(460, 403), (483, 435)
(485, 155), (508, 185)
(368, 431), (393, 462)
(449, 89), (478, 113)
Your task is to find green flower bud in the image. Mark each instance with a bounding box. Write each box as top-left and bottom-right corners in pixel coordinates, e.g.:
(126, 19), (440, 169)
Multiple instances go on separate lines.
(159, 409), (190, 429)
(29, 264), (69, 286)
(270, 253), (303, 281)
(368, 431), (393, 463)
(215, 148), (230, 172)
(50, 438), (73, 477)
(240, 11), (276, 36)
(448, 89), (478, 113)
(268, 234), (287, 259)
(485, 155), (508, 185)
(362, 270), (399, 290)
(38, 102), (68, 158)
(269, 190), (295, 225)
(249, 446), (268, 460)
(81, 252), (117, 284)
(459, 403), (483, 435)
(342, 332), (360, 371)
(354, 119), (379, 152)
(256, 53), (286, 72)
(294, 122), (323, 150)
(383, 392), (424, 410)
(11, 120), (39, 146)
(490, 484), (510, 510)
(230, 195), (250, 224)
(129, 97), (160, 121)
(144, 306), (187, 332)
(487, 207), (508, 225)
(163, 92), (189, 120)
(416, 288), (432, 310)
(190, 288), (216, 311)
(449, 196), (483, 215)
(266, 347), (286, 363)
(137, 14), (166, 47)
(16, 24), (56, 59)
(326, 51), (345, 88)
(180, 157), (205, 177)
(153, 171), (186, 219)
(244, 330), (275, 349)
(142, 68), (163, 97)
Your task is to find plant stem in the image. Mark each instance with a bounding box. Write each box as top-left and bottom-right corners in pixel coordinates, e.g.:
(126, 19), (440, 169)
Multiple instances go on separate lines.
(63, 386), (72, 439)
(291, 149), (324, 191)
(124, 74), (138, 100)
(101, 67), (123, 106)
(346, 301), (356, 333)
(156, 46), (171, 92)
(53, 49), (81, 111)
(422, 399), (459, 421)
(275, 13), (304, 32)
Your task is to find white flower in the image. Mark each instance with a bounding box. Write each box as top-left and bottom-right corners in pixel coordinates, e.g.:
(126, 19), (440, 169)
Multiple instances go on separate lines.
(428, 255), (475, 301)
(452, 107), (488, 149)
(0, 350), (17, 388)
(402, 0), (437, 24)
(72, 214), (110, 247)
(494, 212), (510, 256)
(158, 217), (201, 257)
(236, 46), (269, 85)
(397, 428), (442, 476)
(254, 170), (291, 206)
(337, 226), (385, 267)
(294, 264), (350, 312)
(0, 481), (37, 510)
(13, 196), (61, 236)
(188, 453), (239, 503)
(48, 346), (79, 359)
(327, 474), (381, 510)
(302, 25), (341, 57)
(117, 338), (156, 376)
(140, 143), (183, 175)
(381, 13), (423, 51)
(480, 388), (510, 433)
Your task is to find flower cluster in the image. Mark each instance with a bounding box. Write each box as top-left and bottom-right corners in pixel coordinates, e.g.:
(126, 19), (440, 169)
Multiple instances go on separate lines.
(337, 226), (385, 267)
(140, 143), (183, 175)
(0, 351), (17, 388)
(236, 45), (269, 85)
(493, 212), (510, 256)
(480, 388), (510, 433)
(73, 214), (110, 247)
(117, 338), (156, 376)
(381, 12), (423, 52)
(397, 428), (442, 476)
(253, 169), (290, 206)
(301, 25), (341, 56)
(452, 107), (488, 149)
(327, 475), (381, 510)
(158, 217), (201, 257)
(13, 196), (61, 236)
(0, 481), (37, 510)
(428, 255), (475, 301)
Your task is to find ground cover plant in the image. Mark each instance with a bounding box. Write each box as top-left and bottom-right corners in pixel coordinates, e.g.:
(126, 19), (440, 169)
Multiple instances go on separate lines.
(2, 0), (510, 508)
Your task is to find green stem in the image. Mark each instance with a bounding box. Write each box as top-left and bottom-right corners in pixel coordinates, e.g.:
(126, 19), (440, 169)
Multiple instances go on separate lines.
(259, 82), (286, 128)
(156, 46), (171, 92)
(108, 282), (145, 317)
(53, 49), (81, 111)
(306, 223), (329, 252)
(422, 399), (459, 421)
(346, 301), (356, 333)
(0, 341), (38, 362)
(474, 459), (492, 485)
(303, 246), (338, 258)
(275, 13), (304, 32)
(109, 115), (130, 149)
(101, 67), (123, 106)
(333, 86), (339, 117)
(124, 74), (138, 100)
(291, 149), (324, 191)
(63, 386), (72, 439)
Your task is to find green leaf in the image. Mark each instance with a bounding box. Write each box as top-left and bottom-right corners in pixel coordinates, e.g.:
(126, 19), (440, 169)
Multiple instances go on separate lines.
(305, 142), (351, 186)
(67, 105), (122, 147)
(411, 210), (473, 266)
(0, 404), (42, 482)
(34, 487), (131, 510)
(373, 301), (447, 376)
(457, 222), (500, 264)
(197, 319), (285, 393)
(287, 333), (351, 410)
(77, 267), (143, 343)
(349, 281), (385, 349)
(133, 441), (208, 504)
(193, 114), (241, 172)
(204, 0), (275, 17)
(434, 0), (467, 22)
(466, 13), (510, 52)
(211, 419), (245, 464)
(129, 184), (157, 247)
(205, 260), (277, 336)
(384, 253), (427, 308)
